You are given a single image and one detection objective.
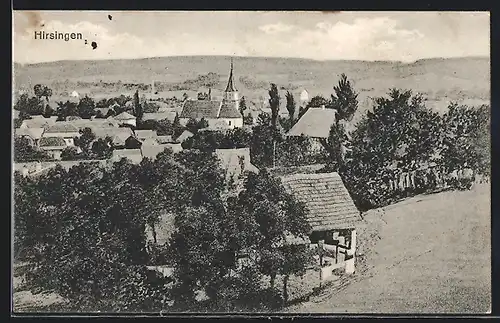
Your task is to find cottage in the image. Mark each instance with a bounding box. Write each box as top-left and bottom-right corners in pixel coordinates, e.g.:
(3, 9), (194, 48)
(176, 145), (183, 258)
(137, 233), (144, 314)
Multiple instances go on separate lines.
(92, 127), (135, 147)
(43, 122), (80, 146)
(175, 130), (194, 143)
(135, 130), (157, 142)
(109, 111), (137, 127)
(14, 127), (45, 146)
(39, 137), (67, 160)
(287, 107), (338, 152)
(111, 149), (143, 164)
(280, 172), (362, 275)
(19, 116), (57, 129)
(179, 59), (243, 130)
(141, 143), (182, 160)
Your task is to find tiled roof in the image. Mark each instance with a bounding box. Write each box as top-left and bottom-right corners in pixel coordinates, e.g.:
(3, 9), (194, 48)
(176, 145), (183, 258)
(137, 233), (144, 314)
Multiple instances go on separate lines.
(69, 118), (119, 129)
(218, 102), (242, 119)
(180, 100), (222, 119)
(141, 143), (182, 160)
(287, 108), (337, 139)
(280, 172), (361, 231)
(112, 149), (143, 164)
(113, 111), (136, 120)
(143, 112), (177, 121)
(215, 148), (259, 179)
(15, 127), (45, 140)
(92, 127), (134, 146)
(39, 136), (67, 147)
(45, 122), (80, 134)
(20, 117), (57, 129)
(135, 130), (156, 140)
(156, 135), (174, 144)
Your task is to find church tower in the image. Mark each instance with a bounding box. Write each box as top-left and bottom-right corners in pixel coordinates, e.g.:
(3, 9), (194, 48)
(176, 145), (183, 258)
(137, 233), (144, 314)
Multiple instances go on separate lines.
(223, 58), (239, 102)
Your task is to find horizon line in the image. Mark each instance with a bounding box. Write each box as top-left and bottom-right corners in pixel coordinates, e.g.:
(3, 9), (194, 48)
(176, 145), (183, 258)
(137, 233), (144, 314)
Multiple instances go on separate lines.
(13, 54), (490, 67)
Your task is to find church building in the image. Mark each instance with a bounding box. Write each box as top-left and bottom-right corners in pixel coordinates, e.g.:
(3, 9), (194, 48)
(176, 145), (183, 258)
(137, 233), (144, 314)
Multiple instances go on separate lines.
(179, 59), (243, 130)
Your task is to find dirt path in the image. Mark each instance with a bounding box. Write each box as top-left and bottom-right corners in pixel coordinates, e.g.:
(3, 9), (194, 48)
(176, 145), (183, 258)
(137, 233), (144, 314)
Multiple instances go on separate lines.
(287, 184), (491, 314)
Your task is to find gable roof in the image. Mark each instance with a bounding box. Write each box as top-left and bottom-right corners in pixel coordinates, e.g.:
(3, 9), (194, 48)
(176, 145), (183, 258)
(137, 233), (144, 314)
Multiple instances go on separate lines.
(112, 149), (143, 164)
(45, 122), (80, 134)
(68, 118), (119, 129)
(156, 135), (174, 144)
(280, 172), (361, 231)
(39, 136), (67, 148)
(141, 143), (182, 160)
(287, 108), (337, 139)
(113, 111), (136, 120)
(93, 127), (134, 146)
(143, 112), (177, 122)
(15, 127), (45, 140)
(135, 130), (156, 140)
(176, 130), (194, 143)
(180, 100), (222, 119)
(218, 102), (242, 119)
(20, 117), (57, 129)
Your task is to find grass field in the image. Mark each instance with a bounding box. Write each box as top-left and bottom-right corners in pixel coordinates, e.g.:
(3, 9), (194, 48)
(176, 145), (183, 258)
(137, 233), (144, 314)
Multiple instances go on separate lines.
(286, 183), (491, 314)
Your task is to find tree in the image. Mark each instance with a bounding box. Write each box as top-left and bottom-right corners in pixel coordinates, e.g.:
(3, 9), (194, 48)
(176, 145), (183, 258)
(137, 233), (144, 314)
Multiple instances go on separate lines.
(285, 91), (296, 126)
(331, 73), (358, 122)
(268, 83), (280, 130)
(185, 118), (208, 134)
(250, 113), (277, 168)
(33, 84), (44, 99)
(243, 113), (254, 126)
(14, 136), (51, 162)
(236, 170), (312, 300)
(133, 90), (144, 122)
(77, 96), (96, 119)
(239, 97), (247, 117)
(56, 101), (79, 121)
(74, 127), (96, 157)
(61, 146), (80, 161)
(91, 136), (114, 159)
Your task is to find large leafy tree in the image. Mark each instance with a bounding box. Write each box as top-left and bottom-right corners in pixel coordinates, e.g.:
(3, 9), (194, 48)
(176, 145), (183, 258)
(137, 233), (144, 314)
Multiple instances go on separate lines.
(74, 127), (96, 158)
(14, 136), (52, 162)
(78, 96), (96, 119)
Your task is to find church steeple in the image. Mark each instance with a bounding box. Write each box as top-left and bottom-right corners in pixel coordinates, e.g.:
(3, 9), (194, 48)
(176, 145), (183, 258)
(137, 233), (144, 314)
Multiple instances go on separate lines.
(224, 57), (238, 96)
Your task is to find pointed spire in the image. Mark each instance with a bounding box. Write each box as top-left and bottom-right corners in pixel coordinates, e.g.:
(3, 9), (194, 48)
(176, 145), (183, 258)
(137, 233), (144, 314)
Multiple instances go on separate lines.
(225, 57), (237, 92)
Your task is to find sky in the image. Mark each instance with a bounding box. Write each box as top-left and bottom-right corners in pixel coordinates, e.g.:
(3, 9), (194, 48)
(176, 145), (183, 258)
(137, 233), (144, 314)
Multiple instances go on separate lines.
(13, 11), (490, 64)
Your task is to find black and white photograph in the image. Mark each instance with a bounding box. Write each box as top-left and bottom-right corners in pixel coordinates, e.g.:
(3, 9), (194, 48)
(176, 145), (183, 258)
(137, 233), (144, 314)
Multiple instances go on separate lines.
(12, 11), (491, 314)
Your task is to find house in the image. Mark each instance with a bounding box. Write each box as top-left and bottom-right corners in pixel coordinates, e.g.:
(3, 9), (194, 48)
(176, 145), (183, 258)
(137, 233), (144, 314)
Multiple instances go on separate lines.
(111, 149), (143, 164)
(215, 148), (259, 181)
(14, 127), (45, 146)
(135, 130), (157, 142)
(70, 90), (79, 98)
(43, 122), (80, 146)
(156, 135), (174, 144)
(300, 89), (310, 104)
(141, 143), (183, 160)
(92, 127), (135, 147)
(67, 118), (119, 130)
(143, 112), (177, 122)
(286, 107), (337, 152)
(179, 59), (243, 129)
(38, 137), (67, 160)
(175, 130), (194, 143)
(109, 111), (136, 127)
(279, 172), (362, 275)
(19, 116), (58, 129)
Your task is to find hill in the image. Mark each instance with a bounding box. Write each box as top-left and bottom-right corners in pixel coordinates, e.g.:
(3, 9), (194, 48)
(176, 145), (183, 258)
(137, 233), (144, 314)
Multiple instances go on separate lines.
(13, 56), (490, 122)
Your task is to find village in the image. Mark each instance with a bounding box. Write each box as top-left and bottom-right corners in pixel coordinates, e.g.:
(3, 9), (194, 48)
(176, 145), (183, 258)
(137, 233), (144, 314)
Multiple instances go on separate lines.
(13, 56), (490, 313)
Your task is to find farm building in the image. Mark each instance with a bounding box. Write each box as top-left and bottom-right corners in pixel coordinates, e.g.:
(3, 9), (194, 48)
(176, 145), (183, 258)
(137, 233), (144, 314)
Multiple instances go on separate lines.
(110, 111), (137, 127)
(38, 137), (67, 160)
(43, 123), (80, 146)
(179, 60), (243, 130)
(141, 143), (183, 160)
(279, 172), (363, 275)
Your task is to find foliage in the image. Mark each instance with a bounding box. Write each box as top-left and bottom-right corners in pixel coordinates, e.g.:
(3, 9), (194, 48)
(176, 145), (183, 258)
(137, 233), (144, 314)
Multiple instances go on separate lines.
(249, 113), (279, 168)
(185, 118), (209, 134)
(33, 84), (53, 101)
(91, 136), (114, 159)
(268, 83), (280, 129)
(330, 73), (359, 122)
(14, 136), (52, 162)
(239, 97), (247, 116)
(285, 91), (296, 126)
(74, 127), (96, 157)
(133, 90), (144, 121)
(14, 93), (45, 116)
(61, 146), (80, 161)
(77, 96), (96, 119)
(181, 128), (252, 151)
(243, 113), (254, 126)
